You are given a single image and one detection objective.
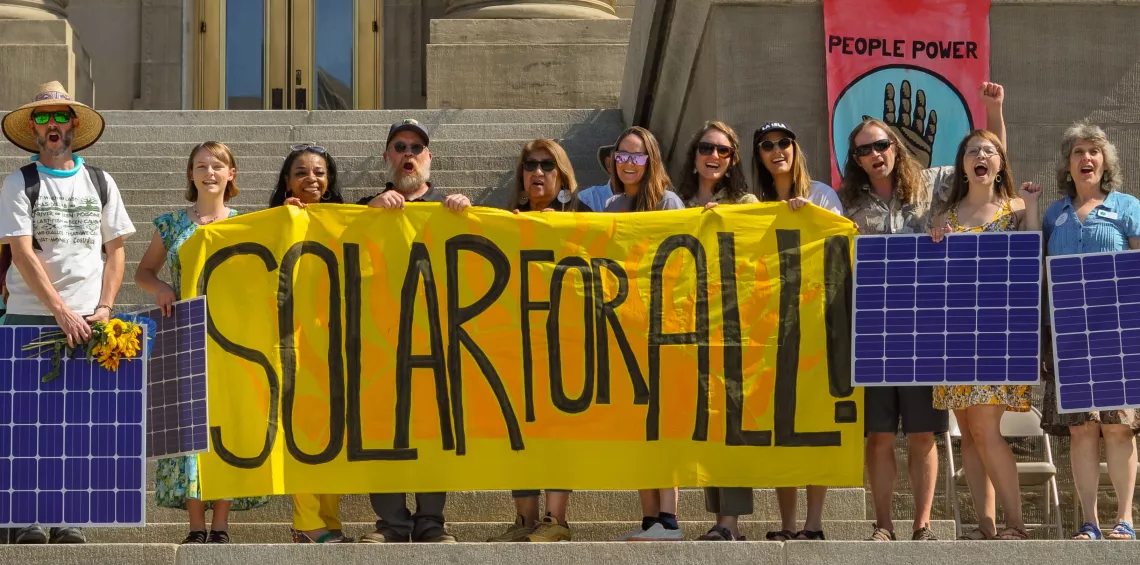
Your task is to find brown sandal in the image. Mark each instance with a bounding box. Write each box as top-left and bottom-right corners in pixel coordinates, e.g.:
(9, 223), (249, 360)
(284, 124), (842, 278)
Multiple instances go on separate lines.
(996, 526), (1029, 540)
(765, 530), (795, 541)
(957, 527), (994, 541)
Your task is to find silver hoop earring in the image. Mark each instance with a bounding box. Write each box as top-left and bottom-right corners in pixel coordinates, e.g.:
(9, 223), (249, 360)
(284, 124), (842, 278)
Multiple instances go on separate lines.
(995, 173), (1003, 184)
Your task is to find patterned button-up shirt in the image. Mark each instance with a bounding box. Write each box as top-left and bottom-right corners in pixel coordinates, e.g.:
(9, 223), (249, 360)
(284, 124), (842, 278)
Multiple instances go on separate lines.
(844, 166), (954, 235)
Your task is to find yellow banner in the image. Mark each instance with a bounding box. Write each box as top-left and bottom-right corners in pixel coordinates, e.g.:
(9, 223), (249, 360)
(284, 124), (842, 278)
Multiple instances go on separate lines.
(177, 203), (863, 498)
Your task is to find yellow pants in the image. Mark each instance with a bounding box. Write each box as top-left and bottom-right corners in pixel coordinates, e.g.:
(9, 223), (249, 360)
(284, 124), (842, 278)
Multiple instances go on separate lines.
(292, 494), (342, 531)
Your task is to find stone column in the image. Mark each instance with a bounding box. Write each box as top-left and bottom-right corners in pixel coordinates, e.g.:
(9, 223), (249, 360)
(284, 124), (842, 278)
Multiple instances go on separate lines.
(444, 0), (617, 19)
(0, 0), (92, 109)
(0, 0), (67, 20)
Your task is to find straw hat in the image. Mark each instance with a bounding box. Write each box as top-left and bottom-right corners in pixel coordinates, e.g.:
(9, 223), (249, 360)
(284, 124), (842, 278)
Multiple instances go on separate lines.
(2, 81), (105, 153)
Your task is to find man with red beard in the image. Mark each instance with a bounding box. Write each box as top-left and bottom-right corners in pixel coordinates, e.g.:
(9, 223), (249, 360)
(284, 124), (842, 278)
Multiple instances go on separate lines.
(357, 119), (461, 543)
(0, 82), (134, 544)
(358, 119), (470, 212)
(839, 82), (1006, 543)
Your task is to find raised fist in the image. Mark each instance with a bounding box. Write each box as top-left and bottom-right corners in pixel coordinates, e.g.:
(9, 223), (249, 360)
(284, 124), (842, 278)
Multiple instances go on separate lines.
(863, 80), (937, 168)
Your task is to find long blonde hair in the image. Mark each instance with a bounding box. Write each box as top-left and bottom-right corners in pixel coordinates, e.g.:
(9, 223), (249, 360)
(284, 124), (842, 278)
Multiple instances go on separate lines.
(610, 126), (671, 211)
(513, 139), (578, 208)
(752, 131), (812, 202)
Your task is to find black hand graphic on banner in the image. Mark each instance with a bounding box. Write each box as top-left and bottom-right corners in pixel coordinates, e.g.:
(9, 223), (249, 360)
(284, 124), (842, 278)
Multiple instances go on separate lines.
(862, 80), (938, 168)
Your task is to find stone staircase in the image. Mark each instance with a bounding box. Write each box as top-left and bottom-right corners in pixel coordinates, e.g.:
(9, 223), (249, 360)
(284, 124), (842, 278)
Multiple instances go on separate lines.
(0, 109), (623, 312)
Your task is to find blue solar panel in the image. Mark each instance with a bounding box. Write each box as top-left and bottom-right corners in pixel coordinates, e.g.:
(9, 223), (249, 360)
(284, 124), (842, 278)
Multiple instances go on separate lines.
(852, 232), (1043, 386)
(1048, 249), (1140, 413)
(0, 326), (147, 527)
(128, 297), (209, 459)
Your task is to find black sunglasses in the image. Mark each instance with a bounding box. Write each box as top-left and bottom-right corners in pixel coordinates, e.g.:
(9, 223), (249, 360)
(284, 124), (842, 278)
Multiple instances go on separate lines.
(290, 143), (327, 154)
(523, 159), (556, 172)
(758, 137), (793, 152)
(393, 141), (425, 155)
(32, 111), (73, 125)
(697, 142), (732, 158)
(853, 139), (892, 157)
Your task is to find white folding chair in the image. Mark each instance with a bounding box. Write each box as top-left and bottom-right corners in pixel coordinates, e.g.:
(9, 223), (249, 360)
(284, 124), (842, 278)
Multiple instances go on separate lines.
(943, 407), (1064, 539)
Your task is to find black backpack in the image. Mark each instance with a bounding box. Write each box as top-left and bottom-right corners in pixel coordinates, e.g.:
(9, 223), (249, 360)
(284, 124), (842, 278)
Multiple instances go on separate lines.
(0, 162), (110, 295)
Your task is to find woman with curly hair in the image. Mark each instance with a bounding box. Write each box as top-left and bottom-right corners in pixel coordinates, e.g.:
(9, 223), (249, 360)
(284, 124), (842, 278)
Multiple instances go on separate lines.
(1029, 123), (1140, 541)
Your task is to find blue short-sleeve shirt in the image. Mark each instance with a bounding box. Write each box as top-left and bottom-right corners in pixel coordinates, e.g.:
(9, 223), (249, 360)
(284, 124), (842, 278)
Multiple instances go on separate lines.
(1042, 191), (1140, 256)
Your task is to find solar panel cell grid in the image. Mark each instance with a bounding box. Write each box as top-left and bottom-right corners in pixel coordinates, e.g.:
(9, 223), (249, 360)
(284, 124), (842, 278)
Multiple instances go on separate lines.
(0, 326), (146, 526)
(129, 296), (210, 460)
(1048, 250), (1140, 413)
(852, 232), (1043, 387)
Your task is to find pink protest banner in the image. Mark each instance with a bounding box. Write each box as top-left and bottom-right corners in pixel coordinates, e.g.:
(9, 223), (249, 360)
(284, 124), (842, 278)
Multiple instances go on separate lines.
(824, 0), (991, 188)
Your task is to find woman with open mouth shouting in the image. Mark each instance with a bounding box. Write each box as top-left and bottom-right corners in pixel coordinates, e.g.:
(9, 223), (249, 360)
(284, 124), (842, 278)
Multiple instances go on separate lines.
(602, 126), (683, 213)
(751, 122), (843, 216)
(1030, 123), (1140, 542)
(677, 121), (756, 212)
(511, 138), (591, 213)
(927, 129), (1033, 541)
(485, 138), (583, 545)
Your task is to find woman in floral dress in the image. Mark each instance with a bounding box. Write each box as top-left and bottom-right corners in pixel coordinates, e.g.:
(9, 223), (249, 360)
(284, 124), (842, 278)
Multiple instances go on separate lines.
(135, 141), (269, 544)
(928, 129), (1037, 541)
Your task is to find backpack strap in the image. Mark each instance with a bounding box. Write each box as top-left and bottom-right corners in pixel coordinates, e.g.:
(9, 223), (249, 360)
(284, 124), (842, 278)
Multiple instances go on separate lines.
(20, 163), (41, 251)
(84, 164), (109, 208)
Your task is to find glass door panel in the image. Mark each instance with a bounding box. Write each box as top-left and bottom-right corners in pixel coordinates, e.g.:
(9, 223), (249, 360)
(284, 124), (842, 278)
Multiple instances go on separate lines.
(224, 0), (266, 109)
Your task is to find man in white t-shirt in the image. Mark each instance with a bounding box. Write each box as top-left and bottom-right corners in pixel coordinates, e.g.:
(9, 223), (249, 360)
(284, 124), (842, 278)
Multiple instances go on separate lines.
(0, 81), (135, 544)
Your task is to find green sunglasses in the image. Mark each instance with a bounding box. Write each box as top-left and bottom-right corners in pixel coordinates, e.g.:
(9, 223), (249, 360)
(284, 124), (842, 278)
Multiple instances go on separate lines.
(31, 111), (73, 125)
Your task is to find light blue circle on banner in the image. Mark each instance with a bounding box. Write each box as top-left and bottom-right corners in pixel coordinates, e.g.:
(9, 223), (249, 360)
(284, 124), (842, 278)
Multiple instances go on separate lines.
(832, 65), (974, 173)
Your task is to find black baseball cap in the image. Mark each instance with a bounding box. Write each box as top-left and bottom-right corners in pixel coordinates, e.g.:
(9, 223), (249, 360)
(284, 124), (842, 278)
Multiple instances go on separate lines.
(386, 118), (430, 147)
(753, 121), (797, 144)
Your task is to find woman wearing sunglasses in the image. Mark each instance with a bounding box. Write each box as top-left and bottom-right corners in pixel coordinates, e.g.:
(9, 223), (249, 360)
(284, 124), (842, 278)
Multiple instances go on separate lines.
(269, 143), (346, 208)
(671, 121), (754, 541)
(927, 130), (1035, 541)
(603, 127), (683, 212)
(752, 122), (843, 216)
(267, 144), (350, 543)
(512, 139), (590, 212)
(596, 126), (683, 541)
(486, 139), (582, 544)
(677, 121), (756, 211)
(750, 121), (841, 543)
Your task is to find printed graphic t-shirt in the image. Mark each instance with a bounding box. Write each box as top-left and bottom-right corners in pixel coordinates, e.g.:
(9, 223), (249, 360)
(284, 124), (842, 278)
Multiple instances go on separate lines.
(0, 158), (135, 316)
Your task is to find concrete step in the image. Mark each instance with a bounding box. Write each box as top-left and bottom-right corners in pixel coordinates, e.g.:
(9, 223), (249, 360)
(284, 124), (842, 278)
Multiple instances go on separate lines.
(83, 519), (953, 543)
(0, 139), (620, 158)
(111, 171), (514, 191)
(0, 155), (598, 174)
(0, 541), (1128, 565)
(99, 109), (624, 126)
(115, 183), (510, 205)
(96, 124), (617, 144)
(142, 489), (868, 523)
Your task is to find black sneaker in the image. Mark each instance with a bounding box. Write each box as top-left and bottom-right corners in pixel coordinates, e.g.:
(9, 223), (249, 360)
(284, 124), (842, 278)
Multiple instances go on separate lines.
(414, 525), (457, 543)
(181, 530), (208, 544)
(49, 527), (85, 544)
(14, 525), (49, 544)
(207, 530), (230, 544)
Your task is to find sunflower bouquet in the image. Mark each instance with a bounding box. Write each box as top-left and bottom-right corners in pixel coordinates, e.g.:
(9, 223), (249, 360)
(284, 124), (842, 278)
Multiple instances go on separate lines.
(23, 315), (156, 382)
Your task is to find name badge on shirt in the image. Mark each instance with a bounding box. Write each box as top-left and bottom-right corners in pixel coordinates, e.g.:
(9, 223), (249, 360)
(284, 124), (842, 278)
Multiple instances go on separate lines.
(1096, 209), (1119, 220)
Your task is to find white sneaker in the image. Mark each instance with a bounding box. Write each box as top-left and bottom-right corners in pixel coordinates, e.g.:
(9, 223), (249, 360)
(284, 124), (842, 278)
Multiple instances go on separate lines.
(629, 523), (684, 541)
(616, 527), (644, 541)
